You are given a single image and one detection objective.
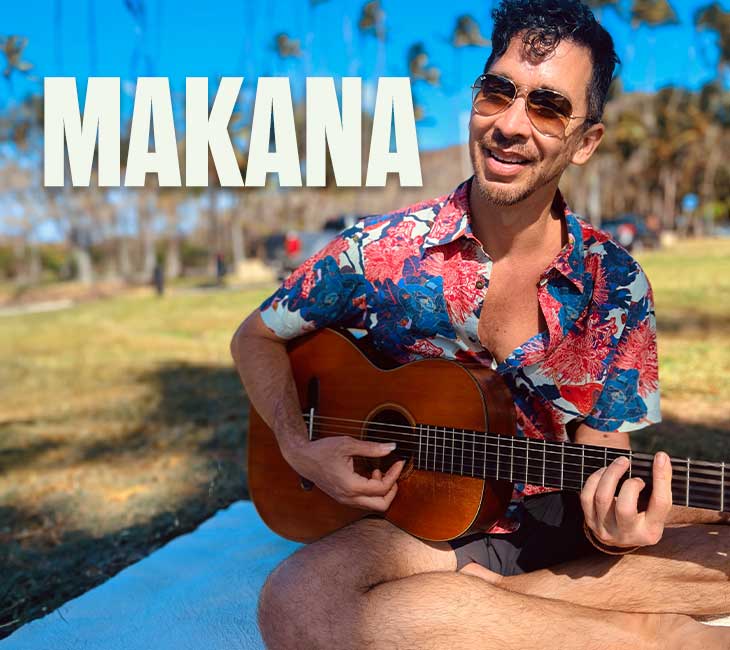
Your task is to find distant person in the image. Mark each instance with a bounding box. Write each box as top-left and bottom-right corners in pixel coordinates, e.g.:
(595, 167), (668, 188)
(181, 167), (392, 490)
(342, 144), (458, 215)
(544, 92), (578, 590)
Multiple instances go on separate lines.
(152, 261), (164, 297)
(215, 253), (227, 286)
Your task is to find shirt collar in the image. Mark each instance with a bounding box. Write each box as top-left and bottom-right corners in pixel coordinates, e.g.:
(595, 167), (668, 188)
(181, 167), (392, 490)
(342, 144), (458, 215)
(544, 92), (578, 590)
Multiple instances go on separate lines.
(547, 190), (586, 293)
(423, 179), (474, 249)
(424, 179), (586, 293)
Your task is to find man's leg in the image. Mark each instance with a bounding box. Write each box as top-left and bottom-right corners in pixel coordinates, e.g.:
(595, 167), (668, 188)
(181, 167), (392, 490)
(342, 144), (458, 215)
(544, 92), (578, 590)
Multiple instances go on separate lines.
(495, 523), (729, 616)
(258, 518), (726, 649)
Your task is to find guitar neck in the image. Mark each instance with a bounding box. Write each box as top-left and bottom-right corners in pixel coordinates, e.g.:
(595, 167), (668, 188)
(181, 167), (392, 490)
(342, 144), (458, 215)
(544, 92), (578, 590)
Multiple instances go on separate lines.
(304, 413), (728, 513)
(402, 426), (728, 513)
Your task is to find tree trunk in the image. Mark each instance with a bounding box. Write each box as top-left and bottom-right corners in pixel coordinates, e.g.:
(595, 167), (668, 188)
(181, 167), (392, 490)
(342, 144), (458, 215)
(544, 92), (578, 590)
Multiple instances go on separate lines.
(231, 209), (246, 267)
(72, 245), (94, 285)
(165, 236), (181, 279)
(138, 193), (157, 280)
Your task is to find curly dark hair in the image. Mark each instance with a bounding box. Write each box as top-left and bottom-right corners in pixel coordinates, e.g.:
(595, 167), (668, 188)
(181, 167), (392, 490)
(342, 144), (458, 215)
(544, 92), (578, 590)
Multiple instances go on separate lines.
(484, 0), (620, 123)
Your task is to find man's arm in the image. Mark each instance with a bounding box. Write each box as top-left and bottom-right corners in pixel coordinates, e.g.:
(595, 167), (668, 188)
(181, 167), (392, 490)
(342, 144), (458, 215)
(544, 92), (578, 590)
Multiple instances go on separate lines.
(230, 309), (404, 511)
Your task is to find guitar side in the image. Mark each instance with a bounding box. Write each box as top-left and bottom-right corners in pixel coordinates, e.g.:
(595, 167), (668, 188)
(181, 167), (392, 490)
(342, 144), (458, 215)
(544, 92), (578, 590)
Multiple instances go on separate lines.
(248, 328), (516, 543)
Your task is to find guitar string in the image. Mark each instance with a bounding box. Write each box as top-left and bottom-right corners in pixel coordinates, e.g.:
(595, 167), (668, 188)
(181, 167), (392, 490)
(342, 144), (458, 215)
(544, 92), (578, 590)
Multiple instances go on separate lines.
(310, 424), (727, 490)
(316, 432), (725, 502)
(304, 413), (726, 472)
(309, 424), (727, 490)
(303, 416), (728, 482)
(335, 444), (723, 510)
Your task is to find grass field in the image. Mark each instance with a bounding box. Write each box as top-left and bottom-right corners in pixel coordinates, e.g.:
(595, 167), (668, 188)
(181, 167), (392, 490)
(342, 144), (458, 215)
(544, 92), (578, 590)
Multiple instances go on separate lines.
(1, 238), (729, 637)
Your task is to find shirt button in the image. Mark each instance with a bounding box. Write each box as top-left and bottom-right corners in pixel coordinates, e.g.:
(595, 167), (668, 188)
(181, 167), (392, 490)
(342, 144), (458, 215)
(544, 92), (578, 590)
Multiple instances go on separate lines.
(475, 279), (485, 289)
(539, 277), (548, 287)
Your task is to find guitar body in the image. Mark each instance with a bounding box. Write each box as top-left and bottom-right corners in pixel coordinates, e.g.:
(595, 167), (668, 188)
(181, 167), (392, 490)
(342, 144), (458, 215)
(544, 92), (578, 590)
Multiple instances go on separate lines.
(248, 328), (516, 543)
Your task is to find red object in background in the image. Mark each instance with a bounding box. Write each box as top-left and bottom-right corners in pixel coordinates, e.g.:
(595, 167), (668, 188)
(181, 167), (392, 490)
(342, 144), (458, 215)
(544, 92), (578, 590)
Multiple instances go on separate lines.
(285, 233), (302, 258)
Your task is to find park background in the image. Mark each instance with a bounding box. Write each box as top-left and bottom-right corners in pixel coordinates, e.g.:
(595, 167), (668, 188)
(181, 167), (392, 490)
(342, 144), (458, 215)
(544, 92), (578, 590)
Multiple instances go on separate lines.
(1, 0), (729, 638)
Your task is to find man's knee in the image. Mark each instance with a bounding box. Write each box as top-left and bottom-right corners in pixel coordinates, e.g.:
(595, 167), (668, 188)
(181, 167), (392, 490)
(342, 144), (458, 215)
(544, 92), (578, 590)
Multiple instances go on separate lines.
(258, 553), (314, 648)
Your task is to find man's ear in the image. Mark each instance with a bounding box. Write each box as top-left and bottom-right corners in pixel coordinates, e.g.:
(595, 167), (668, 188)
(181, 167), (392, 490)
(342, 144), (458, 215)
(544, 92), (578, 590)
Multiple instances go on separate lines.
(570, 121), (605, 166)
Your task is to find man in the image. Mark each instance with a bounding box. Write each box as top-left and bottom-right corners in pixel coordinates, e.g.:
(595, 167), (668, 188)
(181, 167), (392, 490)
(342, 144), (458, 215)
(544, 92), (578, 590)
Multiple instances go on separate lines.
(231, 1), (730, 647)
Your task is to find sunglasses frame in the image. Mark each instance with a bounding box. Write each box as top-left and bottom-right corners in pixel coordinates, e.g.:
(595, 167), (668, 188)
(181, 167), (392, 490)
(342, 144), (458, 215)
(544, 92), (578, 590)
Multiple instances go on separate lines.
(471, 73), (593, 138)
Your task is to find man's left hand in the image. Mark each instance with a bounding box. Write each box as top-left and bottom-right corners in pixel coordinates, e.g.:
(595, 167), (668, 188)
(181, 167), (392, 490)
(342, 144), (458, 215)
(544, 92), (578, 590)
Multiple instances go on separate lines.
(580, 451), (673, 548)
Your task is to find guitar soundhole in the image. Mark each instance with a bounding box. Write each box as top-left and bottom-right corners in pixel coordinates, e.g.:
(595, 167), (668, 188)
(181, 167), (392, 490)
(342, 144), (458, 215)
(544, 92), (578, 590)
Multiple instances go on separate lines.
(356, 407), (414, 477)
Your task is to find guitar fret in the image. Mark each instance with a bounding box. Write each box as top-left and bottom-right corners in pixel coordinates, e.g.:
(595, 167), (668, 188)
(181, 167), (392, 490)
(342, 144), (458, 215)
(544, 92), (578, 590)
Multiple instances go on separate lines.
(451, 429), (456, 472)
(580, 445), (585, 486)
(526, 438), (530, 484)
(510, 437), (514, 482)
(560, 444), (564, 489)
(542, 440), (547, 487)
(460, 429), (464, 476)
(721, 462), (726, 513)
(496, 434), (500, 480)
(628, 450), (633, 479)
(482, 430), (487, 481)
(441, 427), (445, 473)
(604, 446), (607, 468)
(686, 458), (690, 507)
(418, 425), (422, 470)
(425, 426), (430, 472)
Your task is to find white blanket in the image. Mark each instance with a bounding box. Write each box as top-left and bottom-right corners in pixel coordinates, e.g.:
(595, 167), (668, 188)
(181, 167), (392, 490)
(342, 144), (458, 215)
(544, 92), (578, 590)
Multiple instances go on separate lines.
(4, 501), (728, 649)
(4, 501), (300, 650)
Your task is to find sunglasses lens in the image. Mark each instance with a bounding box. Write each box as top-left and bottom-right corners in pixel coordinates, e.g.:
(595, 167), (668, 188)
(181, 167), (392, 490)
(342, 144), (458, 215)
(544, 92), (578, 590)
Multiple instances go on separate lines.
(472, 74), (576, 137)
(473, 74), (515, 116)
(526, 89), (572, 137)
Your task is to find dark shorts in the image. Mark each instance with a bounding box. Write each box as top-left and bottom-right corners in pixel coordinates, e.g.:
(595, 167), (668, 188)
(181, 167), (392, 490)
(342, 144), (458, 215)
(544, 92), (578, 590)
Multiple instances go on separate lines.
(449, 491), (599, 576)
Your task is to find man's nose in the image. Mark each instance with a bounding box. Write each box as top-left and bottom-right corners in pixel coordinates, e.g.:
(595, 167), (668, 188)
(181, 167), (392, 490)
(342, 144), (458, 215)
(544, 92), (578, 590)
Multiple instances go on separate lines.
(491, 96), (532, 140)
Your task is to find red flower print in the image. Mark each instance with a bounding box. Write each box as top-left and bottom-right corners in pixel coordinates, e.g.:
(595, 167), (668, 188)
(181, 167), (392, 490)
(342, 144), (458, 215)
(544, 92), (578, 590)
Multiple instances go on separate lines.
(558, 382), (603, 414)
(542, 313), (616, 384)
(283, 235), (350, 298)
(613, 319), (658, 397)
(363, 219), (421, 284)
(423, 243), (484, 324)
(406, 338), (444, 358)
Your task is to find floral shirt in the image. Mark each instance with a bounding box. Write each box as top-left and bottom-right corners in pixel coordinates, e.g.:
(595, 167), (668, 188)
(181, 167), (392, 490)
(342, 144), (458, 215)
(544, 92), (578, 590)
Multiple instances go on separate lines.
(259, 179), (661, 533)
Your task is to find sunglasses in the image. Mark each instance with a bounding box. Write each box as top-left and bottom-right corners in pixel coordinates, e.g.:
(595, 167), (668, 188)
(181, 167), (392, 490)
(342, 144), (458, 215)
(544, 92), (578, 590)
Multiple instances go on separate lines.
(471, 73), (593, 138)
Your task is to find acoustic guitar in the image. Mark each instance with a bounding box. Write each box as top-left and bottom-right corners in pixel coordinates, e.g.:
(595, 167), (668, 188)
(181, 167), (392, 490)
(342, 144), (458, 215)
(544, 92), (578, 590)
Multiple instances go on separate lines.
(248, 328), (729, 543)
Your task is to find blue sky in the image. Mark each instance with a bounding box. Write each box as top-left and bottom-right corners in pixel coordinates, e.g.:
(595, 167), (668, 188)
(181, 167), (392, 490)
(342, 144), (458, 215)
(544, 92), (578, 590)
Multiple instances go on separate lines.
(2, 0), (729, 151)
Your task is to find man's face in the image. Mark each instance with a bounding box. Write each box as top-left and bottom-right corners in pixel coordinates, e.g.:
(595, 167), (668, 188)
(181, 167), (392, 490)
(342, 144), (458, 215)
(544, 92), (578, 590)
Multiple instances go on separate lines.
(469, 34), (602, 207)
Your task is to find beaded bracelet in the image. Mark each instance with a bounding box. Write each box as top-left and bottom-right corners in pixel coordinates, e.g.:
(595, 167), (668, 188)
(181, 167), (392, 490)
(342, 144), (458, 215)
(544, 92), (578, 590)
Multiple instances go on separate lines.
(583, 521), (640, 556)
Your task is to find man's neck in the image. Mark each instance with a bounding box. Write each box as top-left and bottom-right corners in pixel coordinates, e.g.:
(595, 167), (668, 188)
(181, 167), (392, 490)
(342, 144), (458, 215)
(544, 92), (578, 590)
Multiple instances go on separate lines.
(468, 180), (566, 263)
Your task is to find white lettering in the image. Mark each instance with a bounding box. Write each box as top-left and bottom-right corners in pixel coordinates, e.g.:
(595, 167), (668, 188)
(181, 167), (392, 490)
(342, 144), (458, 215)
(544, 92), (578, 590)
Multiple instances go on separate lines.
(245, 77), (302, 187)
(44, 77), (120, 187)
(125, 78), (181, 187)
(186, 77), (244, 187)
(366, 77), (422, 187)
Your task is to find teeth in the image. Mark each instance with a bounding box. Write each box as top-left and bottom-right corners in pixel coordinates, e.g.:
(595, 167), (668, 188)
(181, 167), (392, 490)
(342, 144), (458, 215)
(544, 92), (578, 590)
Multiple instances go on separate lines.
(488, 149), (527, 165)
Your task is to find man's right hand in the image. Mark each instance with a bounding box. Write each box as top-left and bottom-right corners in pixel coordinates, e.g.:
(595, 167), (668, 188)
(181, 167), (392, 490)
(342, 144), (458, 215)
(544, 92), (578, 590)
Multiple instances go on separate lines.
(282, 436), (405, 512)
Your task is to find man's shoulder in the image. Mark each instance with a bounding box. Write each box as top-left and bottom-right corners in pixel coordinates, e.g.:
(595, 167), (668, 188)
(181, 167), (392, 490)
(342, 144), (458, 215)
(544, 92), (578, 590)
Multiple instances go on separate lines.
(576, 215), (644, 272)
(573, 214), (652, 305)
(361, 187), (452, 228)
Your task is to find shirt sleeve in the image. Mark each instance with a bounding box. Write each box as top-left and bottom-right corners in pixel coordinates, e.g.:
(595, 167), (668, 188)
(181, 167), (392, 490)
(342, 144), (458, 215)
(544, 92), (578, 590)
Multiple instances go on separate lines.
(258, 225), (369, 340)
(582, 269), (661, 433)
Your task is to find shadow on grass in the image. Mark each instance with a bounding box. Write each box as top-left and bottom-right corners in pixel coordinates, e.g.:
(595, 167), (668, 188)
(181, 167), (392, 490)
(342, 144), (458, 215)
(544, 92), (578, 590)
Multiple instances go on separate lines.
(631, 415), (730, 461)
(0, 361), (252, 639)
(656, 312), (730, 335)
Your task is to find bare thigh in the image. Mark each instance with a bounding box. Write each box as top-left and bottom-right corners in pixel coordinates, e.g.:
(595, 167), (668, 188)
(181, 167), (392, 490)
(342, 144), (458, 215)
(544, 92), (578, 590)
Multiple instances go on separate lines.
(279, 517), (459, 592)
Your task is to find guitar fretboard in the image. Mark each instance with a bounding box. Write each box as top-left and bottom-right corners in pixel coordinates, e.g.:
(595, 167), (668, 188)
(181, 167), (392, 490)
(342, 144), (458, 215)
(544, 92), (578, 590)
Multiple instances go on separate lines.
(306, 415), (728, 513)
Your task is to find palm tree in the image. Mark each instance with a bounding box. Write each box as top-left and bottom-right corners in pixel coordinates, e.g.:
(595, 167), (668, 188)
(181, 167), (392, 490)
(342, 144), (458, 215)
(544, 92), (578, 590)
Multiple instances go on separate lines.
(0, 36), (34, 87)
(358, 1), (387, 79)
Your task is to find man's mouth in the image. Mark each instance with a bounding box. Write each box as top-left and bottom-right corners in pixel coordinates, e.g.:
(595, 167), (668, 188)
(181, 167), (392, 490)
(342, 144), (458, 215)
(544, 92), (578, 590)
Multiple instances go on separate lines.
(484, 147), (532, 166)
